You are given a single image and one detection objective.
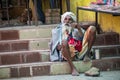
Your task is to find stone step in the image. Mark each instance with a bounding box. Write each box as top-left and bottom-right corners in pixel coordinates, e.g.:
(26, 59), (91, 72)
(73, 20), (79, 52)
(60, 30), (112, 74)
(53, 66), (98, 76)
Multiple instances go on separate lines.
(92, 32), (120, 58)
(0, 25), (56, 40)
(92, 45), (120, 59)
(0, 50), (50, 65)
(0, 38), (119, 58)
(0, 47), (119, 66)
(92, 57), (120, 71)
(0, 61), (91, 78)
(94, 32), (119, 46)
(0, 38), (51, 52)
(0, 57), (119, 79)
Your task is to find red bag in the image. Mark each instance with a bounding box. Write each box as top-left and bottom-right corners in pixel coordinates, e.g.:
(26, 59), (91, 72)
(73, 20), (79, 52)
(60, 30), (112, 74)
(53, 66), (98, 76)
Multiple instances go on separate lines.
(68, 38), (82, 52)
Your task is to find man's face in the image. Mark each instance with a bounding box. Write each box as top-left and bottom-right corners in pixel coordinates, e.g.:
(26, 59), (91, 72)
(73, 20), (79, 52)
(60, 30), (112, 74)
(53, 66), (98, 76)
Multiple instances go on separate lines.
(63, 15), (73, 25)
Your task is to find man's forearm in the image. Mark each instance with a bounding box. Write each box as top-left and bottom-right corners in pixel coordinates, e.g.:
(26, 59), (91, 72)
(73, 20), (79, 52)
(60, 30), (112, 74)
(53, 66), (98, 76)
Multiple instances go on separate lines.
(76, 24), (84, 37)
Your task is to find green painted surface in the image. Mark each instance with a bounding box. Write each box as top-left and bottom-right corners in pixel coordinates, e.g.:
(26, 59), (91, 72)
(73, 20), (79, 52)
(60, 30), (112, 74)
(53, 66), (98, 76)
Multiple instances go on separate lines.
(41, 52), (50, 62)
(50, 61), (92, 75)
(37, 28), (52, 38)
(19, 28), (53, 39)
(0, 68), (10, 79)
(29, 39), (50, 50)
(19, 29), (37, 39)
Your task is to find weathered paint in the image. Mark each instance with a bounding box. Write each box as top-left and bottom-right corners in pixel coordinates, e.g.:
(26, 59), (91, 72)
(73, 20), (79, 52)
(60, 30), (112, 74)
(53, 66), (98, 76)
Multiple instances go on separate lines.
(29, 0), (120, 33)
(71, 0), (120, 33)
(69, 0), (120, 34)
(99, 13), (120, 34)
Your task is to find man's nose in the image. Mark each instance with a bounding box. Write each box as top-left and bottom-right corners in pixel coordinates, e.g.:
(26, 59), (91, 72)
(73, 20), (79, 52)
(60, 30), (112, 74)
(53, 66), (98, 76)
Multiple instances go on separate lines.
(66, 19), (70, 23)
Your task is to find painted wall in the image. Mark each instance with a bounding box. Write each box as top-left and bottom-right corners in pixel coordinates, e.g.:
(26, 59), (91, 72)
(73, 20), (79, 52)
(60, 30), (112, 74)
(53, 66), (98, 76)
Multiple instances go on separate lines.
(99, 14), (120, 33)
(70, 0), (120, 34)
(69, 0), (96, 21)
(29, 0), (120, 34)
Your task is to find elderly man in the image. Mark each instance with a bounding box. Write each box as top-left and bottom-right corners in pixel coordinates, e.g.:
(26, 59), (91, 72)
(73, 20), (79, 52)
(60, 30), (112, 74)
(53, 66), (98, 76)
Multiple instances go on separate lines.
(50, 12), (96, 76)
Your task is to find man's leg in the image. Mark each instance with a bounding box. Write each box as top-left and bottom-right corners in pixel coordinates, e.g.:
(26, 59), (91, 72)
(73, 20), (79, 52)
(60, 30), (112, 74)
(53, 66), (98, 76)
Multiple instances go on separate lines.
(84, 26), (96, 54)
(33, 0), (45, 23)
(82, 26), (96, 60)
(50, 0), (55, 9)
(78, 26), (96, 60)
(61, 40), (79, 76)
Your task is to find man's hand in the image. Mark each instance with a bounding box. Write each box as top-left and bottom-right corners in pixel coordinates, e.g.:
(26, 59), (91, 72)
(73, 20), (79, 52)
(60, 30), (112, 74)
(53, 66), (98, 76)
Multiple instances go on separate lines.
(71, 22), (81, 30)
(71, 22), (83, 36)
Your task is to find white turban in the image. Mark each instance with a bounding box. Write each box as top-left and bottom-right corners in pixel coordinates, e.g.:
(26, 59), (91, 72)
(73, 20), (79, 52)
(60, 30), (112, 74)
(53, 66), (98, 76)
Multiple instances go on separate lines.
(61, 12), (76, 24)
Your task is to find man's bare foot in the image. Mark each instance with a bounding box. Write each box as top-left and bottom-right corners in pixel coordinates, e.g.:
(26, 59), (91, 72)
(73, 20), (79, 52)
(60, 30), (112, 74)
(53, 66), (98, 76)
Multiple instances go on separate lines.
(72, 69), (79, 76)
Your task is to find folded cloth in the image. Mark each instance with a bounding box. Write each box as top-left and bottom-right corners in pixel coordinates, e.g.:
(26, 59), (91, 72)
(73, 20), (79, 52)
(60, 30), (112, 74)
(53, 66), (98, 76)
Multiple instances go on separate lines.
(84, 67), (100, 77)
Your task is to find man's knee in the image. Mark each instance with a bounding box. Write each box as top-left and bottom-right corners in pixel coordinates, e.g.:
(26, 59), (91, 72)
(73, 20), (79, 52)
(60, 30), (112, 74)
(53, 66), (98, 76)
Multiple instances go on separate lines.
(89, 26), (96, 32)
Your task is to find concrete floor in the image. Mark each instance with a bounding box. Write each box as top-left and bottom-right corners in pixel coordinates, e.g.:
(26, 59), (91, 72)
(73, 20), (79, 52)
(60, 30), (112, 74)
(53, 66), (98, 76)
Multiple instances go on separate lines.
(1, 70), (120, 80)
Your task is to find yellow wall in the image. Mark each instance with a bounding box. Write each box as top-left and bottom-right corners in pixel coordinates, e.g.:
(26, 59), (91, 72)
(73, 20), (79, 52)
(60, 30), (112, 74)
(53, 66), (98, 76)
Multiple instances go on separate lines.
(29, 0), (120, 34)
(69, 0), (96, 21)
(74, 0), (120, 34)
(99, 13), (120, 33)
(99, 0), (120, 33)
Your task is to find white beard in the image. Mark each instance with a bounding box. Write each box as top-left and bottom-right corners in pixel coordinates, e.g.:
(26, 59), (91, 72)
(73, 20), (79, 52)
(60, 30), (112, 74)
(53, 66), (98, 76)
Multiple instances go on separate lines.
(62, 24), (72, 40)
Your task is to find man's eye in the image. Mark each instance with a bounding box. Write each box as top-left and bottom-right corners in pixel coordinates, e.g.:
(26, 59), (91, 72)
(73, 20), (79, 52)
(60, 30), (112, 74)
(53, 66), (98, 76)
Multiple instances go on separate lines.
(65, 18), (71, 20)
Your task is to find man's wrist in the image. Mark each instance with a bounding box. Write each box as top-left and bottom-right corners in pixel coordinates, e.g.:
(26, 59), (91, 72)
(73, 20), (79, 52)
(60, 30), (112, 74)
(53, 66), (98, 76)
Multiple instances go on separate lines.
(76, 23), (81, 30)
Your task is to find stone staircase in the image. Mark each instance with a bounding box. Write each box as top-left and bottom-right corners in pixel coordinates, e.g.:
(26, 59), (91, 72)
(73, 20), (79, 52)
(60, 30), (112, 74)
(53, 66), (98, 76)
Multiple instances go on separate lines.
(93, 32), (120, 58)
(0, 25), (120, 79)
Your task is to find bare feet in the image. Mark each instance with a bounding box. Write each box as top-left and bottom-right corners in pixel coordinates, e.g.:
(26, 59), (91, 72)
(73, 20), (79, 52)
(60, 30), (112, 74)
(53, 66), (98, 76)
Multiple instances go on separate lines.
(72, 69), (79, 76)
